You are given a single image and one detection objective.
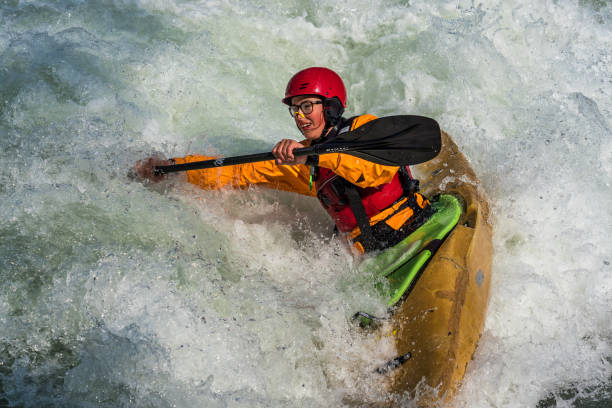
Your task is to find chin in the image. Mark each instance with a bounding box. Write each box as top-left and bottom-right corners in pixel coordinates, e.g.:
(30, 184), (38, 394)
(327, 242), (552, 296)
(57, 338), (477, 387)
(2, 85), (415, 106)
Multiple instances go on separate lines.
(302, 129), (323, 140)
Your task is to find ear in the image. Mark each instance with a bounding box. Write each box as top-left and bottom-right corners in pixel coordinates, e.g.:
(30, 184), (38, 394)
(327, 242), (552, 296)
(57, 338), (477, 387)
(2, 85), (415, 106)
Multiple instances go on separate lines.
(323, 97), (345, 127)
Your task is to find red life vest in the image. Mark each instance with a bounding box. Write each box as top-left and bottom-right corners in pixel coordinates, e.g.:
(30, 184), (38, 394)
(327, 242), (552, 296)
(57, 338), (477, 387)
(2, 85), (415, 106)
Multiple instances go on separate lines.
(315, 164), (431, 253)
(315, 167), (406, 232)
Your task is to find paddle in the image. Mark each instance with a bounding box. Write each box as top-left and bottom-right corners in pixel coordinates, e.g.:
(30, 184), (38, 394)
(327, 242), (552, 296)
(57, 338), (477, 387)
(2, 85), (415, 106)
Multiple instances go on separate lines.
(154, 115), (441, 174)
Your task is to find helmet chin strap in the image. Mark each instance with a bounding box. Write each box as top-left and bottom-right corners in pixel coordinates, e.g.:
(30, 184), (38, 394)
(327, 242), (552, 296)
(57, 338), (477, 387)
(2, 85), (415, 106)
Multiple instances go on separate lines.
(322, 96), (344, 138)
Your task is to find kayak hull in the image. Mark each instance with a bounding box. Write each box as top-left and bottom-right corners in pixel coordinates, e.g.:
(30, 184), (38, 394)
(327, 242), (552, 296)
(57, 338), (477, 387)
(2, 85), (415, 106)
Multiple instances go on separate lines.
(386, 131), (493, 404)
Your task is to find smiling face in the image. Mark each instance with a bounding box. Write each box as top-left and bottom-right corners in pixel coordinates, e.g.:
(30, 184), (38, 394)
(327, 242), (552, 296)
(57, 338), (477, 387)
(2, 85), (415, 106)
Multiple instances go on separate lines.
(290, 95), (326, 140)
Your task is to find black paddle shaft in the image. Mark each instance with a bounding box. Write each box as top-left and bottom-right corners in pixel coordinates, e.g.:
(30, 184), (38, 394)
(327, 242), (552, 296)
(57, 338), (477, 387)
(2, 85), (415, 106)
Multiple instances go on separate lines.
(154, 115), (441, 174)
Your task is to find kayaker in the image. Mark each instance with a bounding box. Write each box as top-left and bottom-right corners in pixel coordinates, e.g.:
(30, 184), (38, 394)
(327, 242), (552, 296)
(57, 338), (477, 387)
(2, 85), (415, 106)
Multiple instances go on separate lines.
(132, 67), (433, 254)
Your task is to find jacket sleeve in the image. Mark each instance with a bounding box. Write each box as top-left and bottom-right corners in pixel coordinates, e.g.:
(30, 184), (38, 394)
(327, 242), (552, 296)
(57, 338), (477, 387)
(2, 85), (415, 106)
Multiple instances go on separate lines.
(317, 114), (400, 188)
(172, 154), (317, 197)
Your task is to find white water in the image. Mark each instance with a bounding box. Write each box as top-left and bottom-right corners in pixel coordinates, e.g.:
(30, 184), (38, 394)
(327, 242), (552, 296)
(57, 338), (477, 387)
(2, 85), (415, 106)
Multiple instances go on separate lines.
(1, 0), (611, 407)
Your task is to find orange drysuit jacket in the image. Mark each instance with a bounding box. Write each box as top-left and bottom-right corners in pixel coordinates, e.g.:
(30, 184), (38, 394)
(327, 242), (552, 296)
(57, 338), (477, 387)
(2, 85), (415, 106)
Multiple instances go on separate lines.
(172, 114), (400, 197)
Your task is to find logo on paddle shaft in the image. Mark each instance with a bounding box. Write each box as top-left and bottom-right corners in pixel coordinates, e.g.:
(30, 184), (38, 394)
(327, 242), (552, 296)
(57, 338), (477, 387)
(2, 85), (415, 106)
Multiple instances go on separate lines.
(214, 158), (224, 167)
(322, 146), (350, 153)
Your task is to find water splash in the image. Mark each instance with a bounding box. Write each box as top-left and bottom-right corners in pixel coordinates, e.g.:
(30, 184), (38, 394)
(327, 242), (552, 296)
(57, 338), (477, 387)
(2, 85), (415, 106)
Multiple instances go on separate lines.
(1, 0), (611, 407)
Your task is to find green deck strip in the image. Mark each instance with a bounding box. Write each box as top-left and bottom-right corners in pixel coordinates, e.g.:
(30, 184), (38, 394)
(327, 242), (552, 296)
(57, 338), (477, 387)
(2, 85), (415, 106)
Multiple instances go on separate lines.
(386, 250), (432, 305)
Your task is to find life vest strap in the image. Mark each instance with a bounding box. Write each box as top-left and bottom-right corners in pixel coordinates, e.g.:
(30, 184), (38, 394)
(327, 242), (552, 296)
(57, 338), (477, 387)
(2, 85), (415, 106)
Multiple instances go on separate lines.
(343, 185), (378, 252)
(398, 166), (420, 194)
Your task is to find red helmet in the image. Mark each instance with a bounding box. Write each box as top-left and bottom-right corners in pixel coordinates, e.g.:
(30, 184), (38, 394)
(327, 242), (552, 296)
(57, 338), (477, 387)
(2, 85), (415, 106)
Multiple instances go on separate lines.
(282, 67), (347, 107)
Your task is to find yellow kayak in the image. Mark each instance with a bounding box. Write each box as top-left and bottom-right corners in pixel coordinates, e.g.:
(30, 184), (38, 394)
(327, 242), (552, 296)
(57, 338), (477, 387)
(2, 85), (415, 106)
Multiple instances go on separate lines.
(376, 131), (493, 405)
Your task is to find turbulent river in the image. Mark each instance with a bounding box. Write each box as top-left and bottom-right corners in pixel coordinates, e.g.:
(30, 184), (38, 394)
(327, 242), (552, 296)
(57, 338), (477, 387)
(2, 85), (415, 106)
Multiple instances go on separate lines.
(1, 1), (611, 407)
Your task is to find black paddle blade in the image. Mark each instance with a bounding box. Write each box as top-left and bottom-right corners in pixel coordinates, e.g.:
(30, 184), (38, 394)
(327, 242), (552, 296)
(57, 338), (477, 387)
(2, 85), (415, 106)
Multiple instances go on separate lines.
(321, 115), (441, 166)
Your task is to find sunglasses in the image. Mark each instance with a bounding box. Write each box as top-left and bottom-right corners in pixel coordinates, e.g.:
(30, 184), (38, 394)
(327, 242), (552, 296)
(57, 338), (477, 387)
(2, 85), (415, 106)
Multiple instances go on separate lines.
(288, 100), (323, 117)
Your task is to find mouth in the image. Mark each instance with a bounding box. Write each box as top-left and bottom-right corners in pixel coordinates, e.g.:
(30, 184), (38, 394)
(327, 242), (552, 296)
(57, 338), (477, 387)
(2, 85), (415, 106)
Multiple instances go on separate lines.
(298, 121), (313, 131)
